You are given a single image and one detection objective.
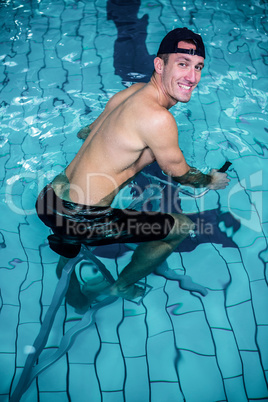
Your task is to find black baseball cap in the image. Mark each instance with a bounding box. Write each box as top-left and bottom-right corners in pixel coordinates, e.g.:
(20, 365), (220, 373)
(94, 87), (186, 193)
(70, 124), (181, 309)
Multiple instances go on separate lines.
(157, 27), (205, 59)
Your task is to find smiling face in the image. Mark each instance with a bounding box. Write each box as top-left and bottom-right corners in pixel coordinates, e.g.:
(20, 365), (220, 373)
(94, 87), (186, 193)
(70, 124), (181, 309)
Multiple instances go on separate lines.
(154, 40), (205, 106)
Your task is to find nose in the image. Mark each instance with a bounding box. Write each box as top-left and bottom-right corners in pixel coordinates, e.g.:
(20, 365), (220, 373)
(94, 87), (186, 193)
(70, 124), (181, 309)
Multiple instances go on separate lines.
(185, 67), (196, 83)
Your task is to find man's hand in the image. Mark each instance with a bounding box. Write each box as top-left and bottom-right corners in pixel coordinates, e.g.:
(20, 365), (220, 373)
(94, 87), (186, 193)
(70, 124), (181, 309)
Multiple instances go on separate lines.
(207, 169), (230, 190)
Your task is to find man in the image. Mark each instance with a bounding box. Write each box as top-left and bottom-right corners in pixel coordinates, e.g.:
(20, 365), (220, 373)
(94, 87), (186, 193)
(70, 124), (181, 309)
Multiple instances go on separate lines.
(36, 27), (229, 302)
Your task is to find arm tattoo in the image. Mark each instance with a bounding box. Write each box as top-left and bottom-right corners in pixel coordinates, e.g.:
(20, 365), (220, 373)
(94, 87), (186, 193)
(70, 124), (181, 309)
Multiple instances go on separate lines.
(174, 167), (212, 188)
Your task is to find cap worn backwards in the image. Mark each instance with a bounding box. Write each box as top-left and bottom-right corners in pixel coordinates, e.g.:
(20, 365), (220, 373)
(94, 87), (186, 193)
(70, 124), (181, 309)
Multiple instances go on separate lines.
(157, 27), (205, 59)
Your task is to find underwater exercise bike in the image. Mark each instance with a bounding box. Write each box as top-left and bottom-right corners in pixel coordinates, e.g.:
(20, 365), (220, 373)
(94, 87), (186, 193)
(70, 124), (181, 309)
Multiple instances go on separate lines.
(10, 162), (231, 401)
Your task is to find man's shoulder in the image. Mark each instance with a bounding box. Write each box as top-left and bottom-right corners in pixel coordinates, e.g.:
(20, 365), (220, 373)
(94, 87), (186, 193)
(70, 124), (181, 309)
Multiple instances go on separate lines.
(136, 107), (178, 149)
(106, 83), (146, 112)
(140, 103), (176, 131)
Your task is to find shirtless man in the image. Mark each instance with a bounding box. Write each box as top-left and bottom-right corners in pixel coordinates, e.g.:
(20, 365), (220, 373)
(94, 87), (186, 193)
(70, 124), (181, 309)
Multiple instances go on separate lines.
(36, 28), (229, 301)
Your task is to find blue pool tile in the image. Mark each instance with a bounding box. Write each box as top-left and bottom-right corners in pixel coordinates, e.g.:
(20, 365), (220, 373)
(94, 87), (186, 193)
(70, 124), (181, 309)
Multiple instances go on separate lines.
(37, 356), (68, 392)
(67, 325), (101, 364)
(44, 51), (62, 70)
(124, 356), (149, 402)
(80, 48), (99, 66)
(69, 364), (101, 402)
(144, 288), (173, 337)
(179, 193), (200, 215)
(178, 350), (226, 402)
(166, 280), (204, 314)
(63, 62), (82, 79)
(0, 154), (9, 182)
(19, 282), (42, 324)
(0, 263), (27, 305)
(0, 306), (19, 353)
(28, 43), (46, 64)
(39, 68), (66, 90)
(194, 189), (221, 212)
(241, 350), (268, 400)
(82, 73), (102, 94)
(147, 332), (178, 382)
(57, 38), (82, 62)
(45, 15), (61, 30)
(227, 301), (258, 350)
(6, 145), (25, 169)
(144, 270), (166, 290)
(0, 395), (11, 402)
(239, 237), (268, 282)
(82, 81), (103, 96)
(39, 392), (68, 402)
(202, 291), (231, 329)
(181, 244), (230, 291)
(38, 1), (64, 17)
(20, 226), (45, 252)
(118, 315), (146, 357)
(0, 354), (15, 395)
(225, 262), (251, 307)
(223, 376), (248, 402)
(262, 205), (268, 227)
(102, 72), (119, 91)
(37, 241), (54, 263)
(95, 300), (123, 343)
(250, 280), (268, 325)
(25, 247), (47, 265)
(252, 56), (268, 78)
(27, 63), (44, 87)
(43, 30), (61, 51)
(170, 310), (215, 355)
(62, 3), (84, 22)
(150, 382), (184, 402)
(102, 391), (124, 402)
(211, 328), (243, 378)
(257, 325), (268, 371)
(4, 54), (28, 74)
(166, 252), (184, 270)
(232, 215), (263, 247)
(40, 268), (61, 306)
(95, 343), (125, 392)
(101, 58), (116, 74)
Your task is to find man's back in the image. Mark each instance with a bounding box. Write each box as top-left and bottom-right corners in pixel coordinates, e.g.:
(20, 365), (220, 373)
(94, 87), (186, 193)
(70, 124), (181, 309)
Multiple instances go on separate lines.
(61, 82), (163, 206)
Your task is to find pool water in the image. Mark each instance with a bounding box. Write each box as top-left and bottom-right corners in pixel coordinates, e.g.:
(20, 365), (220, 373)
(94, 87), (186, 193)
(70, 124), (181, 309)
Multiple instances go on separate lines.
(1, 0), (268, 401)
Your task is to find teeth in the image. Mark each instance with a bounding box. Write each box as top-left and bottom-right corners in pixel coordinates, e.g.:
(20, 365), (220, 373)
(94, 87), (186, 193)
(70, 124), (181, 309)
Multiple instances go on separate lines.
(179, 84), (191, 90)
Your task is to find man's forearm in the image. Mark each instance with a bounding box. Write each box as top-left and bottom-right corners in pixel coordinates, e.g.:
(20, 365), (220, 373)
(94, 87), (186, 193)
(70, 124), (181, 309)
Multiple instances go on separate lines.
(173, 167), (212, 188)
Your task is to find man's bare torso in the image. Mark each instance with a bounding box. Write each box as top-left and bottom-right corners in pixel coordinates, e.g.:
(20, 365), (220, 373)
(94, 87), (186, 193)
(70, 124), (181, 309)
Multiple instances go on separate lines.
(52, 83), (158, 206)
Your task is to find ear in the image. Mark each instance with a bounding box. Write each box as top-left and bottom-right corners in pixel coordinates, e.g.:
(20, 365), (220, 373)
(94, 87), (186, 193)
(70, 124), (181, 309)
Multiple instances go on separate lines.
(154, 57), (164, 75)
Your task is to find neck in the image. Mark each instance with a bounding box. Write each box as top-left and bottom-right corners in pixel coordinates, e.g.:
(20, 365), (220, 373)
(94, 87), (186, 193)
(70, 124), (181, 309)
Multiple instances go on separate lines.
(149, 74), (178, 110)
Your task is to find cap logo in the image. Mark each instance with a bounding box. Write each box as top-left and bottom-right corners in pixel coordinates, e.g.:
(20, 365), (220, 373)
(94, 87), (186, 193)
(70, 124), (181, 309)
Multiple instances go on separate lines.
(175, 48), (203, 57)
(187, 48), (195, 55)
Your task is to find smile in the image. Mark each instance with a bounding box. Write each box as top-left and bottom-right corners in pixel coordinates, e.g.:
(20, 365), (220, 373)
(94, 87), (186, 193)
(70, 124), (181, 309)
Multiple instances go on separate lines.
(178, 84), (192, 90)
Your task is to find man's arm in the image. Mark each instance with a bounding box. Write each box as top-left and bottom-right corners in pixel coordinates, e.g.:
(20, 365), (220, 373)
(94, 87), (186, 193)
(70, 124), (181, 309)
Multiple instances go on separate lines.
(142, 110), (229, 189)
(173, 167), (230, 189)
(173, 167), (212, 188)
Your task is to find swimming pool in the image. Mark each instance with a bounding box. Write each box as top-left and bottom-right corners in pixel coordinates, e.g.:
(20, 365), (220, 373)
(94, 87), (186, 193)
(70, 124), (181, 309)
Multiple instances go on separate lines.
(1, 0), (268, 400)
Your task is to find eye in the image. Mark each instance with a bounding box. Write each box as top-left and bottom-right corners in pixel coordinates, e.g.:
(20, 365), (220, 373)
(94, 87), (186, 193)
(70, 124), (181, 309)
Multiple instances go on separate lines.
(195, 65), (203, 71)
(178, 62), (187, 68)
